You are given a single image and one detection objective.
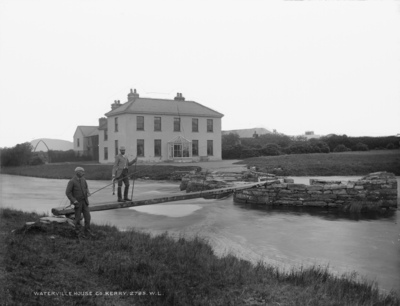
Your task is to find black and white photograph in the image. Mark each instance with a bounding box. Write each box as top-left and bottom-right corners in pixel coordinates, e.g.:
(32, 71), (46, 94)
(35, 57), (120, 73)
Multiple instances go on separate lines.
(1, 0), (399, 305)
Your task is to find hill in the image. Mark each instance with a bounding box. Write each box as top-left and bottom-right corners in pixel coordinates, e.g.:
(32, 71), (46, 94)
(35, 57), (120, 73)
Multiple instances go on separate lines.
(30, 138), (73, 151)
(222, 127), (271, 138)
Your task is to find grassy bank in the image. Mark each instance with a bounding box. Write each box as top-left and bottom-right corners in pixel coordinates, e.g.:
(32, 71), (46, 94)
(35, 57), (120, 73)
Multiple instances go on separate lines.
(1, 208), (399, 305)
(236, 150), (400, 176)
(0, 163), (200, 180)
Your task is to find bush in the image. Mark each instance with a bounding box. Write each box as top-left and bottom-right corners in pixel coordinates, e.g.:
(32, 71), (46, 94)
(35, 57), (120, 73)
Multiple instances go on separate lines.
(386, 143), (395, 150)
(284, 143), (311, 154)
(48, 150), (93, 163)
(333, 144), (351, 152)
(261, 143), (281, 156)
(222, 145), (243, 159)
(314, 141), (330, 153)
(352, 143), (369, 151)
(29, 156), (45, 166)
(240, 148), (261, 159)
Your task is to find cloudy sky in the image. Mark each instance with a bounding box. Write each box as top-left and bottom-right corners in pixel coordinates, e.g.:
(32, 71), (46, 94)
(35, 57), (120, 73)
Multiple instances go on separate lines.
(1, 0), (399, 148)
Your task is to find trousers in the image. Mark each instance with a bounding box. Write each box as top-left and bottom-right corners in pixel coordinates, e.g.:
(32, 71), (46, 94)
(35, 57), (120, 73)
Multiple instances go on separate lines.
(74, 200), (91, 231)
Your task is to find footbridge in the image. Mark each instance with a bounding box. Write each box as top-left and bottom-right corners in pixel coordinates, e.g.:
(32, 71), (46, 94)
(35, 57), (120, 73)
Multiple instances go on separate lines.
(52, 181), (268, 216)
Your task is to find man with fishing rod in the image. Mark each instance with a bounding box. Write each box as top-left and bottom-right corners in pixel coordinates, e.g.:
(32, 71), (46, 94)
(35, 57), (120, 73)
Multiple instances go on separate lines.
(65, 166), (94, 237)
(112, 145), (138, 202)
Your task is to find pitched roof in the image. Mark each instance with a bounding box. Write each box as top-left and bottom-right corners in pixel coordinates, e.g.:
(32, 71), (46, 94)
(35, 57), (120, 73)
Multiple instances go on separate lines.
(104, 98), (223, 118)
(77, 126), (98, 137)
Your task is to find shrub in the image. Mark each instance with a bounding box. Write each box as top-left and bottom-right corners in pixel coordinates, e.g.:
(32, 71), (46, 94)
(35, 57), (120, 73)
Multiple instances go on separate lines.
(352, 143), (369, 151)
(386, 143), (395, 150)
(284, 143), (311, 154)
(333, 144), (351, 152)
(261, 143), (281, 156)
(29, 156), (45, 166)
(222, 145), (243, 159)
(240, 148), (261, 158)
(48, 150), (93, 163)
(314, 141), (330, 153)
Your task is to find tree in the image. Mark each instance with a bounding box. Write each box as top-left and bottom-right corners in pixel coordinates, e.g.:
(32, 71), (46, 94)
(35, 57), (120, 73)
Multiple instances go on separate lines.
(261, 143), (281, 156)
(333, 144), (351, 152)
(222, 133), (240, 147)
(0, 142), (33, 167)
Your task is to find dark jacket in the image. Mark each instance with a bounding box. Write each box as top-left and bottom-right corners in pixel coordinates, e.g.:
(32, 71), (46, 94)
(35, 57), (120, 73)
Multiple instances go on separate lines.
(66, 175), (90, 204)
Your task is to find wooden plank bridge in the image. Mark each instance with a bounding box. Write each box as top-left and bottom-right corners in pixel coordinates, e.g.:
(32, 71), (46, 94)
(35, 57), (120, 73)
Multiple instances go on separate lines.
(52, 181), (268, 216)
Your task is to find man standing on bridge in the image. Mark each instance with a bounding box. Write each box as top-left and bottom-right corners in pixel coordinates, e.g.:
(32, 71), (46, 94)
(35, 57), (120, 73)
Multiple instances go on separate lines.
(112, 146), (138, 202)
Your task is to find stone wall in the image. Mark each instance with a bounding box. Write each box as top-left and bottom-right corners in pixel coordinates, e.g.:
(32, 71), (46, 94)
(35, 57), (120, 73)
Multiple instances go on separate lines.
(179, 171), (278, 193)
(234, 172), (398, 211)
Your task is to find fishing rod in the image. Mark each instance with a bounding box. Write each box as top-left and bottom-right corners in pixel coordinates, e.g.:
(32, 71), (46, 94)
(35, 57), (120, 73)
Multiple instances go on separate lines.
(89, 163), (162, 196)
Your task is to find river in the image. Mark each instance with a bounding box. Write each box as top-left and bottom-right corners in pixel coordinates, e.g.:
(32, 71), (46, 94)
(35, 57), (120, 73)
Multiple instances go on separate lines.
(0, 174), (399, 294)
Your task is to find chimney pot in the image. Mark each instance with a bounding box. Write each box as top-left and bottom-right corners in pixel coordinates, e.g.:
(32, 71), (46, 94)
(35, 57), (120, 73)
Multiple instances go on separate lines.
(128, 88), (139, 102)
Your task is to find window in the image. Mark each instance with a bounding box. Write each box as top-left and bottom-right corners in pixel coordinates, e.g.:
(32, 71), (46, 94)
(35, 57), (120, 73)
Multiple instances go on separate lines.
(137, 116), (144, 131)
(207, 119), (213, 132)
(154, 139), (161, 157)
(77, 138), (80, 147)
(104, 147), (108, 160)
(174, 118), (181, 132)
(192, 118), (198, 132)
(137, 139), (144, 157)
(115, 117), (118, 132)
(154, 117), (161, 131)
(173, 144), (182, 157)
(104, 129), (108, 141)
(192, 140), (199, 156)
(207, 140), (213, 156)
(115, 140), (118, 156)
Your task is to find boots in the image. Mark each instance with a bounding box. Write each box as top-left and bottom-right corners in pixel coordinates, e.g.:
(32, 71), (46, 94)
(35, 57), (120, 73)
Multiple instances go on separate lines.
(124, 186), (131, 201)
(117, 187), (125, 202)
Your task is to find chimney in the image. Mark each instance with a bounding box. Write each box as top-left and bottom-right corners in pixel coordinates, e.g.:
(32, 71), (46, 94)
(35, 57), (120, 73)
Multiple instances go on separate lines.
(174, 92), (185, 101)
(99, 117), (107, 127)
(111, 100), (119, 110)
(128, 88), (139, 102)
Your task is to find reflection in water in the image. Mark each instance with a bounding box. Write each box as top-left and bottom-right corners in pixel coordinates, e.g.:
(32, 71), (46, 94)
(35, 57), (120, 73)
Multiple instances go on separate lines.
(237, 203), (398, 222)
(0, 174), (399, 294)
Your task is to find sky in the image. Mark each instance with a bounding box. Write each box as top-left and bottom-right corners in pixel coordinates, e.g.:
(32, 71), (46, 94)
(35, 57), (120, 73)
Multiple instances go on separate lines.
(1, 0), (399, 148)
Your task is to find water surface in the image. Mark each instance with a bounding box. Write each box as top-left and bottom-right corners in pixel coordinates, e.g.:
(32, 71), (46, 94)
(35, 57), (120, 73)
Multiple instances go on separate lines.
(1, 174), (399, 294)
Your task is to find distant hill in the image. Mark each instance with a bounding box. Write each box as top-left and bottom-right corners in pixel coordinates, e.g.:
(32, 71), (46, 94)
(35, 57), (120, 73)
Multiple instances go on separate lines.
(222, 128), (272, 138)
(30, 138), (73, 151)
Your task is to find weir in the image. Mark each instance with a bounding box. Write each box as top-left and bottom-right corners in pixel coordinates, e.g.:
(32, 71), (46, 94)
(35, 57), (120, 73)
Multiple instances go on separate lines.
(52, 181), (268, 216)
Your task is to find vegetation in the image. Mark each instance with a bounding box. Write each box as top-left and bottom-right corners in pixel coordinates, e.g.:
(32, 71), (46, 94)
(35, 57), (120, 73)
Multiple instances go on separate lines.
(1, 208), (399, 305)
(222, 133), (400, 159)
(48, 149), (93, 163)
(0, 142), (34, 167)
(236, 150), (400, 176)
(0, 162), (200, 180)
(0, 143), (94, 167)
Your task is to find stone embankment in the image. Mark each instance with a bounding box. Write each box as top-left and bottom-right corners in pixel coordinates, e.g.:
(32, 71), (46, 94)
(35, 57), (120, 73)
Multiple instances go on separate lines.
(179, 170), (274, 193)
(180, 171), (398, 211)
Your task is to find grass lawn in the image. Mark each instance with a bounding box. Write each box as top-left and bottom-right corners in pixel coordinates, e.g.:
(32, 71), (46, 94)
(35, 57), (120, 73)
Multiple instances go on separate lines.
(1, 208), (399, 306)
(235, 150), (400, 176)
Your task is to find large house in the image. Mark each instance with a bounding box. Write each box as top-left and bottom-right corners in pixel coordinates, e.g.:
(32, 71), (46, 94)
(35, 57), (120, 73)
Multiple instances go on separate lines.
(73, 89), (224, 163)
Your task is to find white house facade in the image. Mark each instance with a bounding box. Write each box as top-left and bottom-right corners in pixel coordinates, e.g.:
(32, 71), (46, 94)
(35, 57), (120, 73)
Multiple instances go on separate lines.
(97, 89), (224, 163)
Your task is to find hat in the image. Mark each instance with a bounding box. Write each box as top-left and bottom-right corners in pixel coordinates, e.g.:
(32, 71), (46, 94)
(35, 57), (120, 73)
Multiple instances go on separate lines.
(120, 146), (126, 150)
(75, 167), (85, 172)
